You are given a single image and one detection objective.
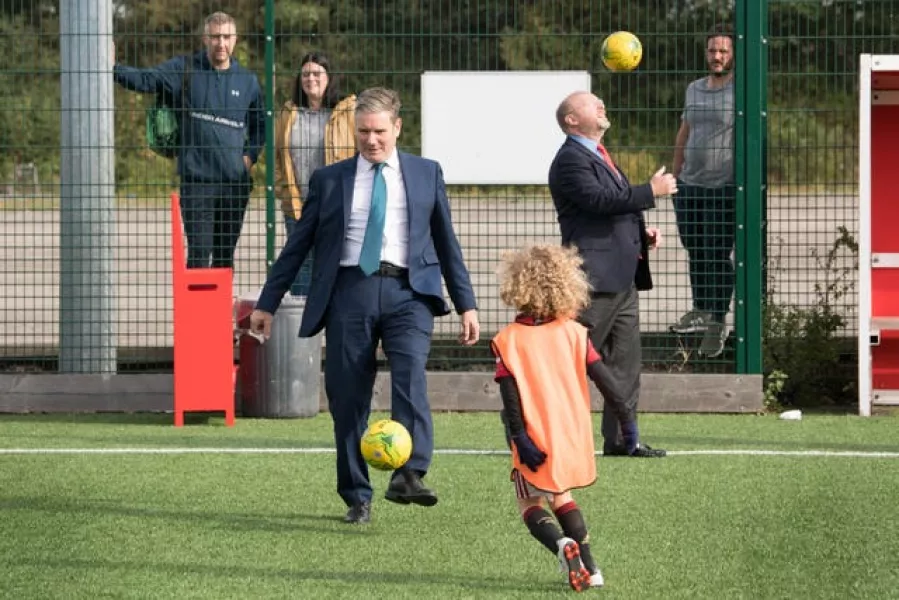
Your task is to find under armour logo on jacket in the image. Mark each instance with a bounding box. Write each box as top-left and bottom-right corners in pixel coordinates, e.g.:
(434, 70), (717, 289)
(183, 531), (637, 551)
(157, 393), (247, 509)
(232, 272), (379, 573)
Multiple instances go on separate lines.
(231, 90), (240, 97)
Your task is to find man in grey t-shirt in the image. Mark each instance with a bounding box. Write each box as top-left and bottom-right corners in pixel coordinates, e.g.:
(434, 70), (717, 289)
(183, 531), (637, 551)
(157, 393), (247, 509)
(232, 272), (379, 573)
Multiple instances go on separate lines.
(670, 27), (736, 359)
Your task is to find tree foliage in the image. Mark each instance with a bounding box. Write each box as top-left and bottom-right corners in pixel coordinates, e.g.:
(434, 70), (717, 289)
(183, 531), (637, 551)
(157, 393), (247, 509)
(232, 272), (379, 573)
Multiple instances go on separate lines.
(1, 0), (898, 185)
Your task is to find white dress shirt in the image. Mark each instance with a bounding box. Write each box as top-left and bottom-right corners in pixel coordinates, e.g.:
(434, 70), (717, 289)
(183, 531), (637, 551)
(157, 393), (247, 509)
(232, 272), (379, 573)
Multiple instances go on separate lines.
(340, 150), (410, 268)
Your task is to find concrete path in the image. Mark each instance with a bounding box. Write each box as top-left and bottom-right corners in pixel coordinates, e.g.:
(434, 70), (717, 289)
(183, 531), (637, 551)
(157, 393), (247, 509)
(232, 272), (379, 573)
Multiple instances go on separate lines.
(0, 192), (858, 350)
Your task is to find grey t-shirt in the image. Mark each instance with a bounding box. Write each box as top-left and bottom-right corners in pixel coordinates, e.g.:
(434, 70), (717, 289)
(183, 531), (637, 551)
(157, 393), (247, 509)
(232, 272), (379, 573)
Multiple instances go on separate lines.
(679, 77), (734, 188)
(289, 108), (331, 198)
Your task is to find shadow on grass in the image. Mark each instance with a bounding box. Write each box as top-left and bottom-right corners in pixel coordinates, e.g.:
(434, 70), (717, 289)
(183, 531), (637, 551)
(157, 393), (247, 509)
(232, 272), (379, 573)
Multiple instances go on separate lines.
(0, 496), (364, 536)
(0, 412), (336, 448)
(3, 556), (556, 594)
(0, 428), (330, 446)
(657, 434), (899, 454)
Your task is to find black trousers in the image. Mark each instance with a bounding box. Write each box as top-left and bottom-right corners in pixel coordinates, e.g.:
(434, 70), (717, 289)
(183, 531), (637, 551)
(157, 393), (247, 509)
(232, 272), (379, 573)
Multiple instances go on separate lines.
(179, 181), (253, 269)
(673, 182), (736, 321)
(577, 285), (641, 449)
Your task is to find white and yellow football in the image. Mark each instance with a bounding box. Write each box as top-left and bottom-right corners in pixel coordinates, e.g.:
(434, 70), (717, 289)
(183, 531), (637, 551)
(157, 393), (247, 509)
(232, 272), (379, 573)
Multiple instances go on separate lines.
(360, 419), (413, 471)
(601, 31), (643, 72)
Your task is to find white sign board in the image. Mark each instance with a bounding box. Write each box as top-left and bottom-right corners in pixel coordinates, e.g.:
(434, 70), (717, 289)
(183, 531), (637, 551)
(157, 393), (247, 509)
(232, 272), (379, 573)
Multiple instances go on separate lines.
(420, 71), (591, 185)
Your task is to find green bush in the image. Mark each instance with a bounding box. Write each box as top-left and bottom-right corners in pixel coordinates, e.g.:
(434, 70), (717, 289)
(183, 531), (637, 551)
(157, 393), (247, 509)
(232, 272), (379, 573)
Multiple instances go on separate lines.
(763, 226), (858, 407)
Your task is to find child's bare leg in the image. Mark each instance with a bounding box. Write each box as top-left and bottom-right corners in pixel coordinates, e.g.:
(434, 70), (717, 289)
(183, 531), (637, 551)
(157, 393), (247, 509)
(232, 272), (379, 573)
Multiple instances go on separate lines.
(548, 492), (574, 511)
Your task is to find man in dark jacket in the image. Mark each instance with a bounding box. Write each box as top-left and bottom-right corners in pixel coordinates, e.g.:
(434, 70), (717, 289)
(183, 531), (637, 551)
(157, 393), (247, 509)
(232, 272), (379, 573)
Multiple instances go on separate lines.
(548, 91), (677, 458)
(113, 12), (265, 269)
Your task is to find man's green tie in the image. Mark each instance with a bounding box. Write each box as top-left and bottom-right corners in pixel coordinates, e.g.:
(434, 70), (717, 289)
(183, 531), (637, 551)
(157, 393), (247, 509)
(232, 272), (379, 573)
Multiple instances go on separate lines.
(358, 162), (387, 275)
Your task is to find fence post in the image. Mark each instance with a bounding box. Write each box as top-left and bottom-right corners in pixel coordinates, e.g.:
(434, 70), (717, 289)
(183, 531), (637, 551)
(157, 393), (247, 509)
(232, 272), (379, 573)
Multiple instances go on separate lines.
(735, 0), (767, 375)
(264, 0), (276, 272)
(58, 0), (116, 373)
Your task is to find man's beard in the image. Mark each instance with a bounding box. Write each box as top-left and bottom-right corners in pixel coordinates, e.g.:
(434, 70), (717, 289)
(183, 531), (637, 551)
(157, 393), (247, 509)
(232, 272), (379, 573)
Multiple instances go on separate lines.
(599, 117), (612, 132)
(710, 58), (734, 78)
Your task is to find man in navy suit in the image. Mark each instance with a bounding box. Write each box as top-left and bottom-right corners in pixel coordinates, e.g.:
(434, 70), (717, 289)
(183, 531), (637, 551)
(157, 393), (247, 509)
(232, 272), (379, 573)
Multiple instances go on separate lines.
(548, 91), (677, 458)
(250, 87), (480, 524)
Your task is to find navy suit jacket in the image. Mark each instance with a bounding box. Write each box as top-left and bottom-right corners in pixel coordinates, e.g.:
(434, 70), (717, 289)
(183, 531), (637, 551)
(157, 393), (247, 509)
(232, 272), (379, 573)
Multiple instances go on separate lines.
(548, 137), (656, 293)
(256, 152), (478, 337)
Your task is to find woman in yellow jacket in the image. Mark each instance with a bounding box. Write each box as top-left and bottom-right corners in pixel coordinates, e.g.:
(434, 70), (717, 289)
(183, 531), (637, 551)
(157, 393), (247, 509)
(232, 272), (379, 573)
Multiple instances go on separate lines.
(274, 51), (356, 295)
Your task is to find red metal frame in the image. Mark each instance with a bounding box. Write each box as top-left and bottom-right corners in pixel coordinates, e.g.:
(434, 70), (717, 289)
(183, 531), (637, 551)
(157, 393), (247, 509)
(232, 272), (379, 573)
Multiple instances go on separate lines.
(870, 94), (899, 393)
(170, 192), (236, 426)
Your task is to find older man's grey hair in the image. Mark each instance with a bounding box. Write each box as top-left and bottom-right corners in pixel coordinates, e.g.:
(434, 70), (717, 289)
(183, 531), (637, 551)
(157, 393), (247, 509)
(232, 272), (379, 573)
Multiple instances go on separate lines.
(356, 87), (402, 122)
(204, 11), (236, 33)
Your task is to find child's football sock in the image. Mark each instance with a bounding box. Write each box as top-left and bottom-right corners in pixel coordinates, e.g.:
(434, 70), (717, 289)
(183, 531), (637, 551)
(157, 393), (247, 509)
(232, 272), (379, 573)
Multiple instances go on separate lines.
(522, 505), (563, 553)
(554, 502), (597, 574)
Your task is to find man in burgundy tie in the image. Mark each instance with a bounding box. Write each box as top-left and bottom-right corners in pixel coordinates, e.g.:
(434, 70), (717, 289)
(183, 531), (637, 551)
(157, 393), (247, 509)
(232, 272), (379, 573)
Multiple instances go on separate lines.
(548, 91), (677, 458)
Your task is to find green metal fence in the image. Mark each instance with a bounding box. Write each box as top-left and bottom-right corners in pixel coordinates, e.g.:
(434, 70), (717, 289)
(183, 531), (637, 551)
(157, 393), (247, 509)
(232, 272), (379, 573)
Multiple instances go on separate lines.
(2, 1), (896, 402)
(764, 0), (897, 404)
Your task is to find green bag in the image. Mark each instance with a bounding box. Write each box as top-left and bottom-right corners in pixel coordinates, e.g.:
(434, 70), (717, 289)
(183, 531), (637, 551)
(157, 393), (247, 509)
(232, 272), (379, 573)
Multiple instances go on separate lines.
(146, 58), (190, 159)
(146, 103), (180, 158)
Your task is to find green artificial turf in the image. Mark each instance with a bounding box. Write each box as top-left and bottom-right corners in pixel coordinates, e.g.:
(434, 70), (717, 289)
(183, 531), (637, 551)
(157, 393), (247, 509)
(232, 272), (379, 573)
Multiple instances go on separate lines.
(0, 412), (897, 599)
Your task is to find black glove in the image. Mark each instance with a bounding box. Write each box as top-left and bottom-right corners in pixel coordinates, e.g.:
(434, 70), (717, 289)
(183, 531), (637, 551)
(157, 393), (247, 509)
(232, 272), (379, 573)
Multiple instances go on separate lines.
(512, 432), (547, 472)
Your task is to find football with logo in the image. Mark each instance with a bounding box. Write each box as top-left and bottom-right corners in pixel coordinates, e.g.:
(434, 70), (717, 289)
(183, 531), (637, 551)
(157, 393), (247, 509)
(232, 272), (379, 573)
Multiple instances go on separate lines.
(601, 31), (643, 72)
(360, 419), (413, 471)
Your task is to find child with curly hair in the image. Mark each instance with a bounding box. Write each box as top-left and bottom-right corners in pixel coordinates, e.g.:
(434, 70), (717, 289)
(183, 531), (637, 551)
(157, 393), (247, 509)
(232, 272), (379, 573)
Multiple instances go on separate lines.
(491, 244), (621, 592)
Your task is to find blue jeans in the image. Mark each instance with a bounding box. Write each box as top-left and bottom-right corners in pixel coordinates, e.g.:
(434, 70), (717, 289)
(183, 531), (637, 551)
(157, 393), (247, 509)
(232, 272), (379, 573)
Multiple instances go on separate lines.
(179, 181), (253, 269)
(672, 181), (736, 321)
(284, 214), (314, 297)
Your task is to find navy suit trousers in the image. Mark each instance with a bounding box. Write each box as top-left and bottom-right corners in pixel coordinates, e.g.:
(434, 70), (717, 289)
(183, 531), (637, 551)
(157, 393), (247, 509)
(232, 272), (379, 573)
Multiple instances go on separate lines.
(324, 267), (435, 506)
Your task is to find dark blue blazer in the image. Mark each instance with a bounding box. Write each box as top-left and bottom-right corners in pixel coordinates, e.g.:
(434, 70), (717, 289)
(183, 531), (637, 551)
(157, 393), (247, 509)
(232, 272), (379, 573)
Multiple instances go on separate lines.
(256, 152), (478, 336)
(548, 137), (656, 293)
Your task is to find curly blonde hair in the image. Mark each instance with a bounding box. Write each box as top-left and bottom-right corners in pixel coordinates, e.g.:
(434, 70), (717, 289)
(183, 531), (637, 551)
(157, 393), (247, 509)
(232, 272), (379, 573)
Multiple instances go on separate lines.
(498, 244), (592, 320)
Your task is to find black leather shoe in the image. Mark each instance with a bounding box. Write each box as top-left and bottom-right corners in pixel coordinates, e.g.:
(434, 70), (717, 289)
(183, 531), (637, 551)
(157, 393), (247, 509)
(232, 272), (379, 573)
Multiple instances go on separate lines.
(344, 502), (371, 524)
(603, 444), (667, 457)
(385, 470), (438, 507)
(630, 444), (667, 457)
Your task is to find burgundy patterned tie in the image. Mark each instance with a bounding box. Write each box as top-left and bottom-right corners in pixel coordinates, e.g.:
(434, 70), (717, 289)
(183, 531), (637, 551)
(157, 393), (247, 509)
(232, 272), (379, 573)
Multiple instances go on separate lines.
(597, 143), (622, 181)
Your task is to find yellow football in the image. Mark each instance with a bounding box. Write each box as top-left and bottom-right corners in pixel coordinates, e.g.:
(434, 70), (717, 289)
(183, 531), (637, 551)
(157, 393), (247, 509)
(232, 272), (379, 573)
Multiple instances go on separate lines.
(601, 31), (643, 72)
(360, 419), (413, 471)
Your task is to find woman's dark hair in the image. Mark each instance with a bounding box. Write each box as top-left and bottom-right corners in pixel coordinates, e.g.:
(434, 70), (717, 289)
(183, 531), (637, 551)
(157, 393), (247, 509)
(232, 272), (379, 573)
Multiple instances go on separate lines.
(291, 51), (344, 108)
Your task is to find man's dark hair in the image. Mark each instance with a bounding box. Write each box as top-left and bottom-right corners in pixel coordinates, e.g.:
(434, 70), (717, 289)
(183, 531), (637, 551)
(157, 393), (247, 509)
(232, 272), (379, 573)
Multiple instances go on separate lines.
(291, 51), (345, 109)
(707, 23), (734, 43)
